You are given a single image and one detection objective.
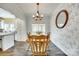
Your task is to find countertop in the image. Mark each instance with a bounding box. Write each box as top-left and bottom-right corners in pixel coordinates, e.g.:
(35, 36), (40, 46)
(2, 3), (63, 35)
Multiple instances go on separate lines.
(0, 31), (17, 36)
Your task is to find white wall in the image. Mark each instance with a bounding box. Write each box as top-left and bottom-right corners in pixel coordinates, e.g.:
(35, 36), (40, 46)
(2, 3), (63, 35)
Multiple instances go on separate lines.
(50, 4), (79, 56)
(15, 18), (27, 41)
(26, 14), (51, 33)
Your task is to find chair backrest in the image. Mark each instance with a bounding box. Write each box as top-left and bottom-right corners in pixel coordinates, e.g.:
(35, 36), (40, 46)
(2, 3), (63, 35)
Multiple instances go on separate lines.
(27, 33), (50, 55)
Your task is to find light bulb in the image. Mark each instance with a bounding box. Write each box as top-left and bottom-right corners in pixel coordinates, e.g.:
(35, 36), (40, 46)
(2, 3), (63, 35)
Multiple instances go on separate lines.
(33, 15), (35, 18)
(41, 14), (44, 17)
(36, 13), (39, 16)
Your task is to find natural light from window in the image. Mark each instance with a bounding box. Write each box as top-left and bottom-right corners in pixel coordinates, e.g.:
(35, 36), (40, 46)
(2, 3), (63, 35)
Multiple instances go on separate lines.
(32, 24), (45, 34)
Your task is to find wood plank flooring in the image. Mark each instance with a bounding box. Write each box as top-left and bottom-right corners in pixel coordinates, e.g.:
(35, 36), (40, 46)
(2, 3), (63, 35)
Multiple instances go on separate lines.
(0, 41), (67, 56)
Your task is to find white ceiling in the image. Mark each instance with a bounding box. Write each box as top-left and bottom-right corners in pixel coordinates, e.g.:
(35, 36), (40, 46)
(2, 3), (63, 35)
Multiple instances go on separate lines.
(0, 3), (60, 20)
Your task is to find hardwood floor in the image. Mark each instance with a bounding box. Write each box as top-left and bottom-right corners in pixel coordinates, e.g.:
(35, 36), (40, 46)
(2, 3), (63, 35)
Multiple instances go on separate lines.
(0, 41), (67, 56)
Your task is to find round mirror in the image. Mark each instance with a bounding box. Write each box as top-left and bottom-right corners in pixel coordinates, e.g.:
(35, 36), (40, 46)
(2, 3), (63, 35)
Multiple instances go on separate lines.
(55, 10), (69, 29)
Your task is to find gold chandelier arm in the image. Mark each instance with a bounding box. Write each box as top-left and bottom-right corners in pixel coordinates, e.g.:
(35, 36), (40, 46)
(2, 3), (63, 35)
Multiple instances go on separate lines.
(33, 3), (43, 21)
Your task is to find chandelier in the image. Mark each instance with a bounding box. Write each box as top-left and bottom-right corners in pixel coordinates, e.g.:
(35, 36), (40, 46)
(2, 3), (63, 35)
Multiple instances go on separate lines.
(33, 3), (44, 21)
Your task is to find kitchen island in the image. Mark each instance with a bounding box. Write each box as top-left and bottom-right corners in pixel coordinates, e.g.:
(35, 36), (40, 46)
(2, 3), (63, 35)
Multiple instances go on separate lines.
(0, 31), (16, 51)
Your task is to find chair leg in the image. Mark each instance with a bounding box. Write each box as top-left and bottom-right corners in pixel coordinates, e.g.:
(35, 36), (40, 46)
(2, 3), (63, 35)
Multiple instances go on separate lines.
(26, 44), (30, 51)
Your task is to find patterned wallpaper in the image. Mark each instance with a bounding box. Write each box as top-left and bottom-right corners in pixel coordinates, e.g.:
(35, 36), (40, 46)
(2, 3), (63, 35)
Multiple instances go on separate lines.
(50, 3), (79, 56)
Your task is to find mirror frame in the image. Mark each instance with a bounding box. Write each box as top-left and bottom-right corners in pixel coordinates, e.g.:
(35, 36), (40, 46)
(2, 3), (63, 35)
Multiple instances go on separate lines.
(55, 10), (69, 29)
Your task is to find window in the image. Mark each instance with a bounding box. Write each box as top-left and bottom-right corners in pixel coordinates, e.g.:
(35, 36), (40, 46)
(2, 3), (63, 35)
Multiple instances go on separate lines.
(32, 24), (45, 34)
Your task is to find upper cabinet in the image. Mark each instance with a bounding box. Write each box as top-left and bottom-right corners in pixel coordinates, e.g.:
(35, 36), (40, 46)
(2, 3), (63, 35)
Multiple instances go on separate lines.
(0, 18), (16, 32)
(0, 8), (16, 32)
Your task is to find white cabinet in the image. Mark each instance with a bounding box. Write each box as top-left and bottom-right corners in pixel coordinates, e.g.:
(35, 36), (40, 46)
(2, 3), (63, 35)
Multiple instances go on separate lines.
(0, 32), (16, 51)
